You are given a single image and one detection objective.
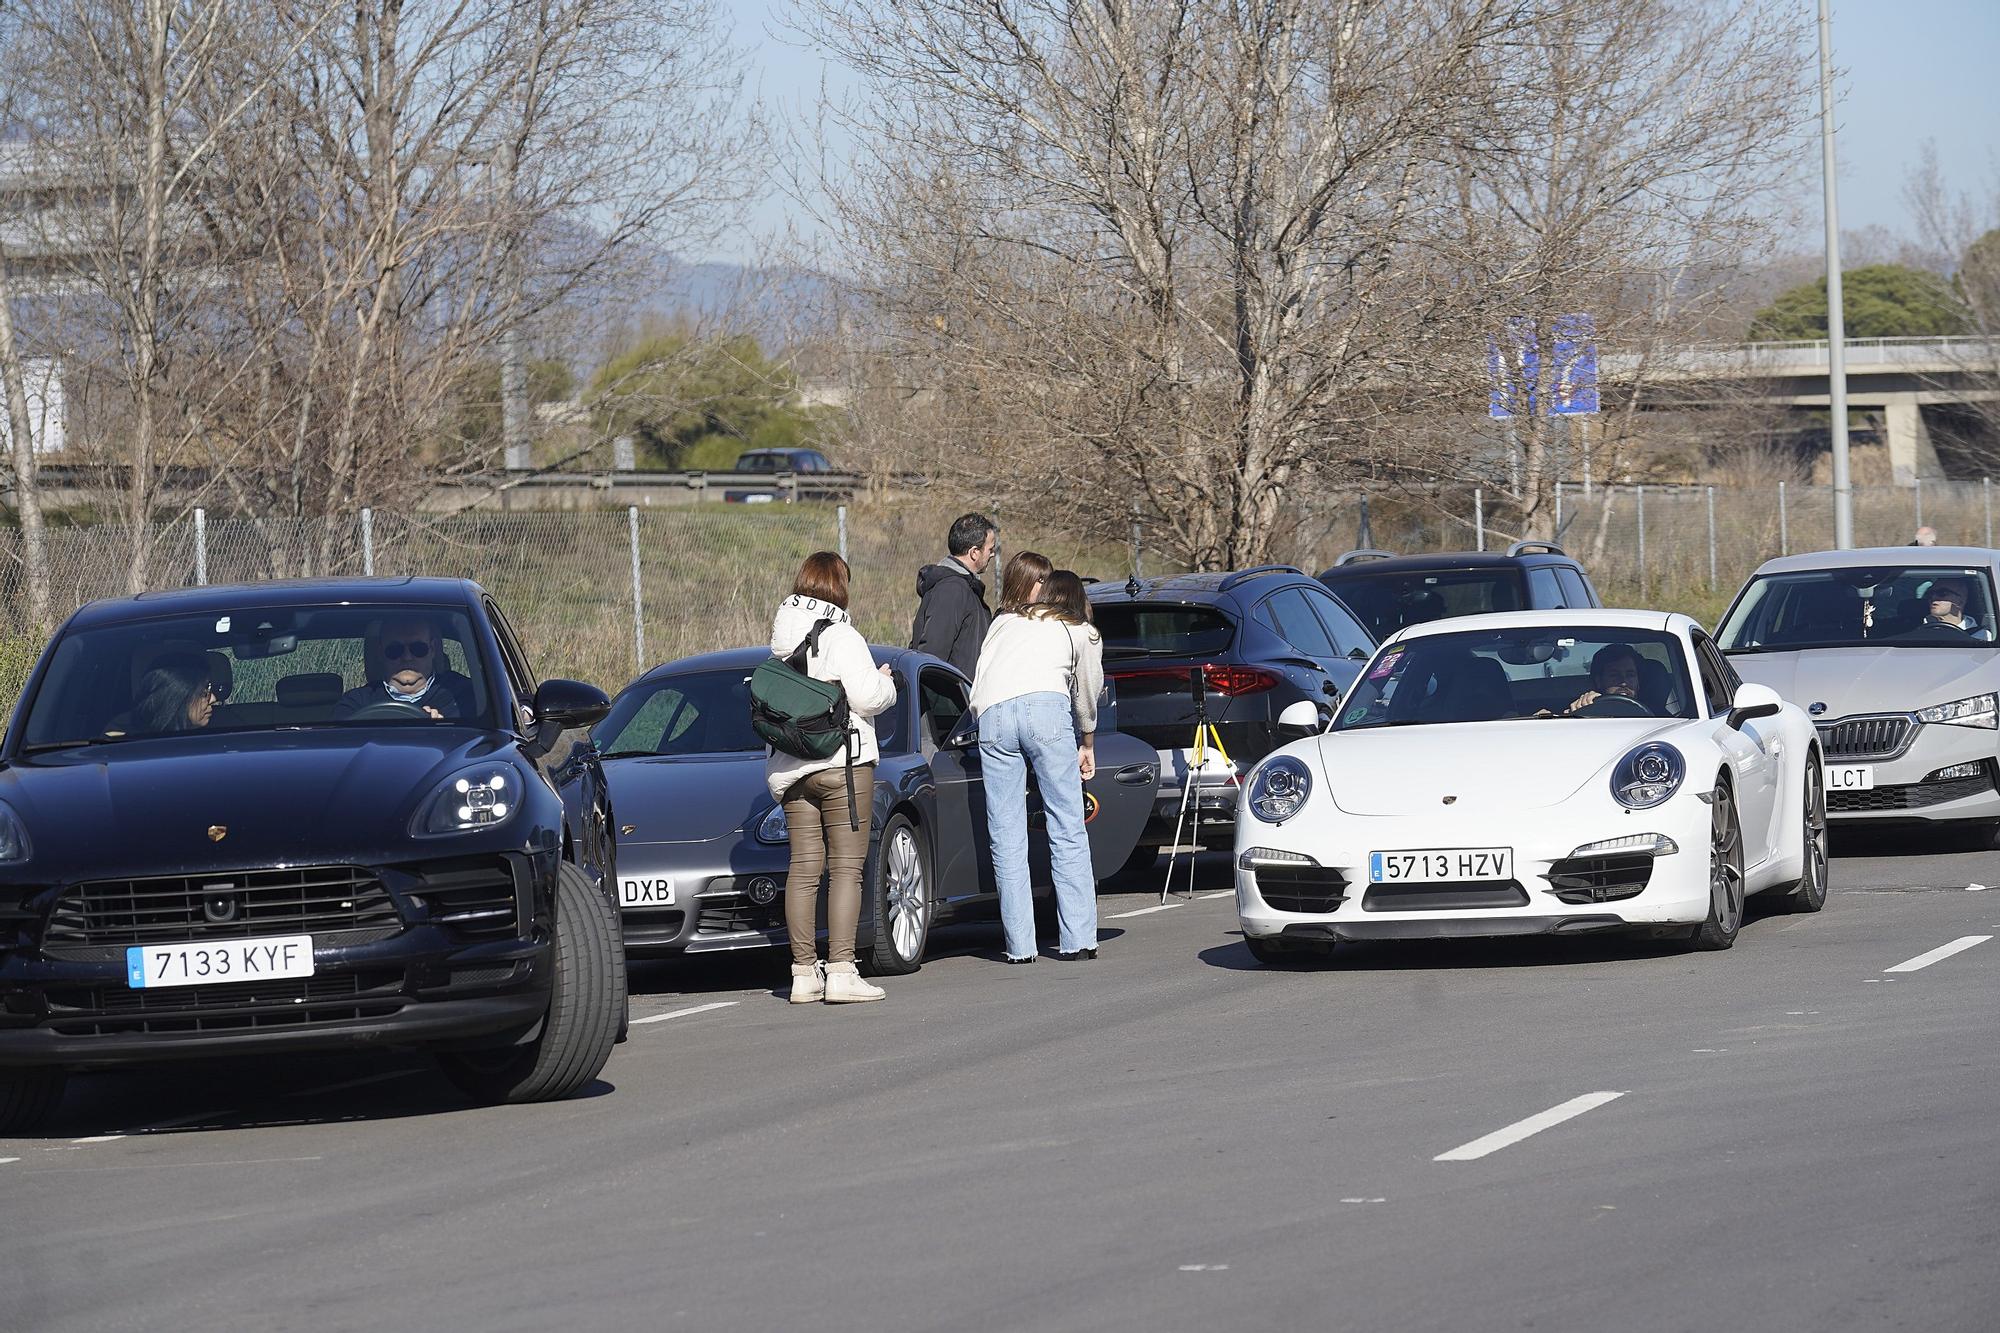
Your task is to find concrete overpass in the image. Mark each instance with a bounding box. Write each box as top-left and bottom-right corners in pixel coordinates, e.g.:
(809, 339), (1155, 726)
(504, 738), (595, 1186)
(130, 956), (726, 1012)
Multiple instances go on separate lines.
(1605, 336), (1999, 484)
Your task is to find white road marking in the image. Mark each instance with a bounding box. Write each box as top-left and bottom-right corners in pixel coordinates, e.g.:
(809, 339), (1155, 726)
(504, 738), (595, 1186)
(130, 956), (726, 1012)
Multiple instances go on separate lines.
(1884, 935), (1992, 974)
(1108, 904), (1180, 918)
(633, 1000), (739, 1026)
(1177, 1264), (1230, 1272)
(1966, 883), (1988, 892)
(1338, 1197), (1386, 1204)
(0, 1156), (19, 1165)
(1434, 1091), (1627, 1162)
(69, 1135), (126, 1145)
(1198, 890), (1234, 900)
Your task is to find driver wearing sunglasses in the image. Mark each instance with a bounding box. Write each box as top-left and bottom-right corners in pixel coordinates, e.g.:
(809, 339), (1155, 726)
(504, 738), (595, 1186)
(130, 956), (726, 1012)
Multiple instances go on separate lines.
(333, 615), (469, 720)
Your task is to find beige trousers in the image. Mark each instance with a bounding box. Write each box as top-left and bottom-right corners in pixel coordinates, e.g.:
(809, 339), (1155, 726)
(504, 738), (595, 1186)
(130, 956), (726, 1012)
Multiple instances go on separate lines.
(781, 764), (874, 966)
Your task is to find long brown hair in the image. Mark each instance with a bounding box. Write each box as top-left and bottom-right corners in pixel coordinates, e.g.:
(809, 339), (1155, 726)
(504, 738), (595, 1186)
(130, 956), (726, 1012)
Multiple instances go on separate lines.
(1030, 569), (1096, 631)
(999, 550), (1053, 614)
(792, 551), (850, 609)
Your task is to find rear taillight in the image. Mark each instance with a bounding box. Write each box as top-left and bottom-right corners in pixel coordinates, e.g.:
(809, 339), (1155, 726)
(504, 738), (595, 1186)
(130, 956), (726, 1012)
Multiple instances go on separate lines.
(1106, 664), (1279, 696)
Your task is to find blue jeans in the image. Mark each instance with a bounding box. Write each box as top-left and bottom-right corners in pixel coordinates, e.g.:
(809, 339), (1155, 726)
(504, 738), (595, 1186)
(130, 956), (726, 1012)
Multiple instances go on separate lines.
(979, 692), (1097, 958)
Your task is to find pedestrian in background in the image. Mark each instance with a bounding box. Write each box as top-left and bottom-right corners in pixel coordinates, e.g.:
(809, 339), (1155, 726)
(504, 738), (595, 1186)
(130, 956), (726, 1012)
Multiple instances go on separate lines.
(910, 512), (998, 679)
(766, 551), (898, 1004)
(1911, 525), (1938, 547)
(970, 556), (1105, 963)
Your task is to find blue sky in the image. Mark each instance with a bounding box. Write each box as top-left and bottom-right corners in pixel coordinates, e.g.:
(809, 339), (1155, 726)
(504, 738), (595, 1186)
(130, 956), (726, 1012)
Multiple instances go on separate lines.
(715, 0), (2000, 263)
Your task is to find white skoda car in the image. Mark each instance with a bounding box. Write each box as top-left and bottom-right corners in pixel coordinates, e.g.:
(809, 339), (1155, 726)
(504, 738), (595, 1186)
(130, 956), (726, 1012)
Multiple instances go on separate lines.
(1717, 548), (2000, 828)
(1234, 611), (1826, 962)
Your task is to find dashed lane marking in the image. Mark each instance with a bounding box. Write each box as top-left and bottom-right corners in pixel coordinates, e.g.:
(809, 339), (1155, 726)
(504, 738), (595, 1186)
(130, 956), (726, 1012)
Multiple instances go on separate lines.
(1884, 935), (1992, 974)
(1108, 904), (1180, 918)
(633, 1000), (739, 1026)
(1434, 1091), (1627, 1162)
(0, 1157), (19, 1165)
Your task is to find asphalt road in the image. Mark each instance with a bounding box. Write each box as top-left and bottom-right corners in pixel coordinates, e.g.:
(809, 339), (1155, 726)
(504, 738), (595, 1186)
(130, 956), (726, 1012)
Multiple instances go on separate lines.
(3, 830), (1996, 1333)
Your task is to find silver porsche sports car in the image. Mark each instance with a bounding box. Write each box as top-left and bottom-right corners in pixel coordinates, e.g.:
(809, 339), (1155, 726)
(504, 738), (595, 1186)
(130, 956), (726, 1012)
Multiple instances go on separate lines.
(1718, 546), (2000, 827)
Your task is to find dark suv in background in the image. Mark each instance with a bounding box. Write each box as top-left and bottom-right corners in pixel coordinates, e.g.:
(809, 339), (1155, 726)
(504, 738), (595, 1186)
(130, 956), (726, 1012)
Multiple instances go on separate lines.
(1317, 541), (1602, 642)
(1086, 567), (1373, 873)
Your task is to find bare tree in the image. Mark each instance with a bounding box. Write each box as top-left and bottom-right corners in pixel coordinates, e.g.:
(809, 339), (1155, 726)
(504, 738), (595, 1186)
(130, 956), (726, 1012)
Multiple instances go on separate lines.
(792, 0), (1537, 569)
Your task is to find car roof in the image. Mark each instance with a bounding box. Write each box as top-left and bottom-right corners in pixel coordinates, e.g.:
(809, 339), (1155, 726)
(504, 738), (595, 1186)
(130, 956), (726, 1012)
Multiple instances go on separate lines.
(1749, 545), (1999, 576)
(623, 643), (953, 691)
(1319, 551), (1576, 577)
(63, 577), (484, 631)
(1383, 607), (1691, 645)
(1086, 569), (1317, 603)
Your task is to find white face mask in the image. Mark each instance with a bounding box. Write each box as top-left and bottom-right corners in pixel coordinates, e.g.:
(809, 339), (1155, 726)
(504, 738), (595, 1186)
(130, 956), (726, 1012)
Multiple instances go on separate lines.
(385, 675), (435, 704)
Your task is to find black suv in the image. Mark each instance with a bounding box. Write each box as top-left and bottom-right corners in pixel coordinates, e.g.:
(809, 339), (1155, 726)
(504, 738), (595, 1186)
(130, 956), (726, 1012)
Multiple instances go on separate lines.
(1086, 567), (1373, 870)
(0, 578), (625, 1131)
(1317, 542), (1602, 642)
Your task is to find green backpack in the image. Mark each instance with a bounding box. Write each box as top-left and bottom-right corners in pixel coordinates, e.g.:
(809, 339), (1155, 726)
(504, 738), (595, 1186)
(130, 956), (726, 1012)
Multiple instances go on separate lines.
(750, 618), (854, 761)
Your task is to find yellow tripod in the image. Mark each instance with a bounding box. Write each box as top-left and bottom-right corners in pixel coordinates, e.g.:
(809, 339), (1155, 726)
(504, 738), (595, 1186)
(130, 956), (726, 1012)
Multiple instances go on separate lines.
(1161, 698), (1235, 904)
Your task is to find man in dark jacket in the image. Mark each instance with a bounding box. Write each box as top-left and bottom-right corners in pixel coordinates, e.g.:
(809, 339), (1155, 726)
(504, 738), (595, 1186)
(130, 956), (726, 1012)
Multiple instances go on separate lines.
(910, 512), (997, 679)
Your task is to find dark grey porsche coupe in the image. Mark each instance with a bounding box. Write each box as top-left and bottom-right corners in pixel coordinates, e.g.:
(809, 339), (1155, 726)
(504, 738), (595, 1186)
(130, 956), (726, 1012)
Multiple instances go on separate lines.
(594, 646), (1162, 973)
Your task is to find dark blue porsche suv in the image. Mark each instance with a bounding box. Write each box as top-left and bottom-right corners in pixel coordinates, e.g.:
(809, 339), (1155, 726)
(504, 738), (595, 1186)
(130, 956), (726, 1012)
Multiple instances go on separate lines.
(1087, 567), (1374, 872)
(0, 579), (625, 1131)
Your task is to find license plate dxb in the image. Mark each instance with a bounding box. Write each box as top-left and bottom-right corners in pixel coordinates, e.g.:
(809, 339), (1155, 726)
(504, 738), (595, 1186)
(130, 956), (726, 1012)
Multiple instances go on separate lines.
(1369, 848), (1513, 884)
(125, 934), (315, 989)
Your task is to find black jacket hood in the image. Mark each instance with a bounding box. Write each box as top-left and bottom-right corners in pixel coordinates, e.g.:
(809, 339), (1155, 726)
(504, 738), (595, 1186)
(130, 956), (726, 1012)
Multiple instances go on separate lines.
(915, 559), (986, 601)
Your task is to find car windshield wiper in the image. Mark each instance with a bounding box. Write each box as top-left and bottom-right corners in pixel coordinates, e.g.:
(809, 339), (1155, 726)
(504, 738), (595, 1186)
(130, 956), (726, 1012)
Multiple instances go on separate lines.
(19, 736), (120, 754)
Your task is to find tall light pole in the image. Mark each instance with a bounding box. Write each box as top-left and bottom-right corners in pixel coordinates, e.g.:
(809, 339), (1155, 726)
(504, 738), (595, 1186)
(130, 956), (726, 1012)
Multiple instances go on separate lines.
(1818, 0), (1853, 548)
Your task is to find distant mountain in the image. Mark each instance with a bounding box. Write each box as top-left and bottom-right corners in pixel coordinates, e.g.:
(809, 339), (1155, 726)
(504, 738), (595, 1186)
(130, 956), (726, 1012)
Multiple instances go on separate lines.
(639, 257), (843, 348)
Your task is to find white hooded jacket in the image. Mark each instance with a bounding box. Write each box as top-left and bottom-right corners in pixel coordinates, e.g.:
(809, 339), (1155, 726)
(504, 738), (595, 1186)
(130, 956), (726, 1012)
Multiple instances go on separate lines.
(764, 594), (898, 801)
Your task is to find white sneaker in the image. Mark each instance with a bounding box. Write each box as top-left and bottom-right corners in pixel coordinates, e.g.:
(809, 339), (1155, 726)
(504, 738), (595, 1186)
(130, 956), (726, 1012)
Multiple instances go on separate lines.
(822, 961), (885, 1004)
(789, 962), (825, 1004)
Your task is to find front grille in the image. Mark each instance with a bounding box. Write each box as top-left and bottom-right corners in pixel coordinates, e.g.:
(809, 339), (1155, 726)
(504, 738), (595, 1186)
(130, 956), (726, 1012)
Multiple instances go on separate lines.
(1829, 772), (1994, 812)
(696, 901), (784, 936)
(1817, 715), (1917, 761)
(1543, 853), (1654, 904)
(1252, 865), (1348, 914)
(410, 861), (520, 938)
(42, 969), (406, 1037)
(1361, 880), (1532, 912)
(44, 867), (400, 947)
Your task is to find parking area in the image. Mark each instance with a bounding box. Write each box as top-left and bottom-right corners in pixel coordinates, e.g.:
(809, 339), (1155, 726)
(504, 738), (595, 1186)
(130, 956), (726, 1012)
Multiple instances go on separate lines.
(2, 834), (1995, 1331)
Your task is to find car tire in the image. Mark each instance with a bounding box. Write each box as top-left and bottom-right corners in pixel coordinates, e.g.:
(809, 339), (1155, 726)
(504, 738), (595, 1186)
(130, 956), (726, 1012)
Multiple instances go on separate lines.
(439, 861), (622, 1104)
(861, 813), (930, 977)
(0, 1067), (66, 1134)
(1245, 936), (1333, 966)
(1777, 759), (1829, 914)
(1688, 783), (1745, 951)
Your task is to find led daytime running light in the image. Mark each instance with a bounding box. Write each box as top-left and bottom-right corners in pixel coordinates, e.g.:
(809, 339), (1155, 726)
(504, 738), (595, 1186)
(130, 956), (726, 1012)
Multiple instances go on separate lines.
(1916, 693), (1998, 729)
(1567, 833), (1678, 857)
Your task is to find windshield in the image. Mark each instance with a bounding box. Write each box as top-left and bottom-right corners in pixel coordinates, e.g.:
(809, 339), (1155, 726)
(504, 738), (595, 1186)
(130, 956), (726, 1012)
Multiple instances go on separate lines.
(17, 604), (497, 752)
(1717, 566), (2000, 651)
(595, 664), (906, 756)
(1327, 569), (1526, 640)
(1336, 626), (1697, 729)
(1092, 604), (1234, 658)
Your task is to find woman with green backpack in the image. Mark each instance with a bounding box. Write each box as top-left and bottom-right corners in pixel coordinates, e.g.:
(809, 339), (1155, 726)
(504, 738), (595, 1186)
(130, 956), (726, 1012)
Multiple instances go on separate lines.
(763, 552), (898, 1004)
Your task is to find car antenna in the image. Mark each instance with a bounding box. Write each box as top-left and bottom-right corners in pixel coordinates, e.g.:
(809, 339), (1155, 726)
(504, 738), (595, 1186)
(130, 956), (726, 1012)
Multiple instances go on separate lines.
(1125, 574), (1142, 598)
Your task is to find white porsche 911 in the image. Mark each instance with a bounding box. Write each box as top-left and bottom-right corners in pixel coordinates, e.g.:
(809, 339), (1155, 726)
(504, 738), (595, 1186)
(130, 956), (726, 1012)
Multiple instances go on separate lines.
(1234, 611), (1828, 962)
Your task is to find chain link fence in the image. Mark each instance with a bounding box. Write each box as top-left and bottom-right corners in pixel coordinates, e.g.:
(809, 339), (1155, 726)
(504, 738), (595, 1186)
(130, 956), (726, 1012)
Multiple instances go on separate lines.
(3, 481), (1994, 715)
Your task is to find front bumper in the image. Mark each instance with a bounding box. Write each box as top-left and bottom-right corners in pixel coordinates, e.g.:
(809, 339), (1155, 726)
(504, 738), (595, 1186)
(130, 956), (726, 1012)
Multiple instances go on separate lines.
(0, 852), (558, 1068)
(616, 839), (792, 955)
(1234, 794), (1713, 943)
(1819, 717), (2000, 823)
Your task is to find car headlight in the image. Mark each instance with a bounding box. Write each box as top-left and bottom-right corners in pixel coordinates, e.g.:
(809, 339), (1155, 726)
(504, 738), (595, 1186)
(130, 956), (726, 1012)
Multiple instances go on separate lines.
(0, 801), (30, 863)
(1917, 693), (1998, 729)
(756, 804), (789, 844)
(1610, 742), (1684, 810)
(1247, 756), (1313, 824)
(414, 766), (520, 835)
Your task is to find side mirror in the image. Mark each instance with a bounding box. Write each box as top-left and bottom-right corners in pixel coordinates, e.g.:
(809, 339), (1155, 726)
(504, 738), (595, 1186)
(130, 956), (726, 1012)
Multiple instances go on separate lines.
(533, 678), (611, 731)
(942, 714), (979, 750)
(1726, 682), (1782, 730)
(1277, 699), (1323, 739)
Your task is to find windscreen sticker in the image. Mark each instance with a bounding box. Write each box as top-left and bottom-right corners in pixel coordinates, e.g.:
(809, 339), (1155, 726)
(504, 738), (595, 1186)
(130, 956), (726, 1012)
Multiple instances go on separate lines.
(215, 616), (230, 634)
(1366, 650), (1403, 681)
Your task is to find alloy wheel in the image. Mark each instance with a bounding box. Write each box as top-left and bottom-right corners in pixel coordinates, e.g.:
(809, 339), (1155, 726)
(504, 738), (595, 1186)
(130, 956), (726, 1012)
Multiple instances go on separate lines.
(1802, 763), (1828, 904)
(885, 824), (929, 962)
(1710, 791), (1745, 935)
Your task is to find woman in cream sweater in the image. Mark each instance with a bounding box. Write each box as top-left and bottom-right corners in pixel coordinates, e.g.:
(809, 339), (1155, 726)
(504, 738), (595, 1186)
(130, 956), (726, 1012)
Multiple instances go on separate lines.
(969, 557), (1105, 963)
